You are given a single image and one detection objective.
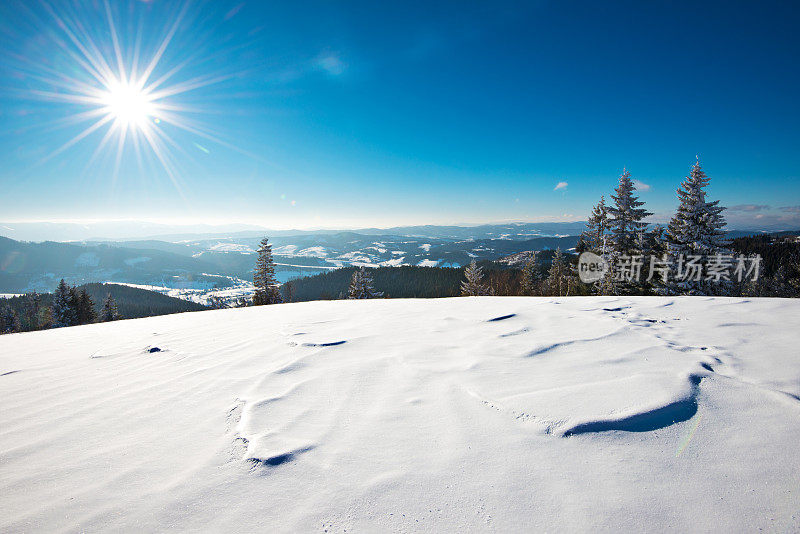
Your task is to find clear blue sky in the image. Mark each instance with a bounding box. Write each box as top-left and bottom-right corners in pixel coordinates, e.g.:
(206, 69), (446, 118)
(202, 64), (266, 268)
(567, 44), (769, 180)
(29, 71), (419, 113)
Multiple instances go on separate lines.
(0, 0), (798, 229)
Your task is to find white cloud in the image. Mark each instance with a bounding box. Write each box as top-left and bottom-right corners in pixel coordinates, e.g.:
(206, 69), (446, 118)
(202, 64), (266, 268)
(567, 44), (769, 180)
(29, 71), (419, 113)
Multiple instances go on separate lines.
(633, 180), (651, 192)
(729, 204), (770, 212)
(315, 53), (346, 76)
(553, 181), (568, 191)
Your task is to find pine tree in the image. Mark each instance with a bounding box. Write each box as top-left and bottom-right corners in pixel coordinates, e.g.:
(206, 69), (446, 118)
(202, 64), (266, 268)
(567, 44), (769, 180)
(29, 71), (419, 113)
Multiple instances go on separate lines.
(52, 279), (77, 327)
(1, 305), (20, 334)
(581, 196), (610, 254)
(461, 260), (491, 296)
(607, 169), (652, 255)
(253, 237), (283, 305)
(520, 253), (538, 296)
(546, 247), (572, 296)
(101, 293), (120, 322)
(596, 268), (617, 296)
(283, 280), (296, 303)
(76, 289), (97, 325)
(23, 292), (41, 331)
(666, 158), (728, 294)
(348, 267), (376, 299)
(667, 158), (727, 256)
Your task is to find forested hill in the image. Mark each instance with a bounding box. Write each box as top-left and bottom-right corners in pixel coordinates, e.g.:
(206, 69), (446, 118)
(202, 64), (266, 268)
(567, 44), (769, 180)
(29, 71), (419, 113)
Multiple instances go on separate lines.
(284, 258), (556, 301)
(80, 283), (207, 318)
(2, 283), (206, 320)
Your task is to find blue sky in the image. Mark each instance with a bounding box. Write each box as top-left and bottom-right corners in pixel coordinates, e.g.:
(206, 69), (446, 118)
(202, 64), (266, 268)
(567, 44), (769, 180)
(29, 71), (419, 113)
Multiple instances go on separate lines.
(0, 0), (798, 229)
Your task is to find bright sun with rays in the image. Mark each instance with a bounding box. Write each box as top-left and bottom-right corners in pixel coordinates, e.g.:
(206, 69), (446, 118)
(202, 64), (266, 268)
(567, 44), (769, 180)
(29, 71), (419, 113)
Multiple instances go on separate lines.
(26, 1), (234, 184)
(100, 79), (157, 130)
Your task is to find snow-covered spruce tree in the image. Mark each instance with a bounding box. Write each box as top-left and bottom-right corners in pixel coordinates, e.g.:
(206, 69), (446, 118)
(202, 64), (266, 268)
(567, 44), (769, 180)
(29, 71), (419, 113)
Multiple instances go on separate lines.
(581, 195), (610, 254)
(667, 159), (727, 255)
(253, 237), (283, 305)
(667, 159), (727, 293)
(101, 293), (120, 322)
(348, 266), (376, 299)
(520, 253), (538, 296)
(546, 247), (573, 296)
(461, 260), (491, 296)
(605, 169), (652, 293)
(596, 268), (617, 296)
(52, 279), (77, 328)
(607, 169), (652, 256)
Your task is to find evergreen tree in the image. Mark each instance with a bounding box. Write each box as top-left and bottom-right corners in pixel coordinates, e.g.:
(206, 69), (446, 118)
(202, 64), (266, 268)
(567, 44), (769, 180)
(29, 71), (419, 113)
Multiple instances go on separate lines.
(666, 158), (728, 294)
(348, 267), (376, 299)
(596, 268), (617, 296)
(253, 237), (283, 305)
(283, 280), (296, 303)
(667, 158), (727, 256)
(607, 169), (652, 255)
(461, 260), (491, 296)
(23, 292), (41, 331)
(52, 279), (77, 327)
(76, 289), (97, 325)
(546, 247), (572, 296)
(1, 305), (20, 334)
(520, 253), (538, 296)
(101, 293), (121, 322)
(581, 196), (610, 254)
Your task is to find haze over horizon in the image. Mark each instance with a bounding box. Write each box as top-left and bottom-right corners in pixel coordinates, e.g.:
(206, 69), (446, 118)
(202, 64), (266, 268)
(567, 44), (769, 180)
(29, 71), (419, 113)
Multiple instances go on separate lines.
(1, 0), (798, 230)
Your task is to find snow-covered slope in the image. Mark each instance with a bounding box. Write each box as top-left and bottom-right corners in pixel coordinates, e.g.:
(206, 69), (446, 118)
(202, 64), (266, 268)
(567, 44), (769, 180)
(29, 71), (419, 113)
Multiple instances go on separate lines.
(1, 297), (799, 532)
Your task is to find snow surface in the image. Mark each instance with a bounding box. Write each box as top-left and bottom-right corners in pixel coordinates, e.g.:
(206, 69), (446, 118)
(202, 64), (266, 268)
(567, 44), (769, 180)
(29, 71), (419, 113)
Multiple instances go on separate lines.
(1, 297), (800, 532)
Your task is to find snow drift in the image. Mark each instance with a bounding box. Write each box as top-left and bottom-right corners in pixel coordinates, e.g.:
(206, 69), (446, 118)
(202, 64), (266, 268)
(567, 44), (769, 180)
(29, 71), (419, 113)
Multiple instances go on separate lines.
(1, 297), (799, 532)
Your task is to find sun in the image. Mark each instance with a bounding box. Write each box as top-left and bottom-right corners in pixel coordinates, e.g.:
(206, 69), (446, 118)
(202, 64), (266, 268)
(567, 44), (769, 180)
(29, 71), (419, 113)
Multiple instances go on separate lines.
(26, 0), (249, 184)
(100, 79), (156, 130)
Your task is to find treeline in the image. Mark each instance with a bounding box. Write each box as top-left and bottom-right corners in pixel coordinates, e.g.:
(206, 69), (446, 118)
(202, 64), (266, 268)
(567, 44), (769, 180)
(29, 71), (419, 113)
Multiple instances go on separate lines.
(0, 281), (207, 334)
(274, 250), (570, 302)
(571, 159), (800, 297)
(271, 232), (799, 304)
(727, 234), (800, 296)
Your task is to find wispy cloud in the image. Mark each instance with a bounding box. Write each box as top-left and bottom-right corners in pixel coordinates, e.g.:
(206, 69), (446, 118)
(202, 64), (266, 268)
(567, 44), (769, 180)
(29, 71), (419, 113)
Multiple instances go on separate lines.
(223, 2), (245, 21)
(315, 52), (346, 76)
(780, 205), (800, 213)
(554, 181), (568, 191)
(633, 180), (651, 192)
(729, 204), (770, 212)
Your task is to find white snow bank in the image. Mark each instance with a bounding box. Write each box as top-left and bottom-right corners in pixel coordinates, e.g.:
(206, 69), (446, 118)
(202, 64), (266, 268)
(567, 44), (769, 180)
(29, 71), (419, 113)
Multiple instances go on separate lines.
(1, 297), (799, 532)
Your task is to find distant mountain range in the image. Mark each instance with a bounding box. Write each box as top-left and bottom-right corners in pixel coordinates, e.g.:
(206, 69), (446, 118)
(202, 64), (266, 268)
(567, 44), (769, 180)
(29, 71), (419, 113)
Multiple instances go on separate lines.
(0, 230), (582, 293)
(1, 224), (794, 294)
(1, 219), (795, 243)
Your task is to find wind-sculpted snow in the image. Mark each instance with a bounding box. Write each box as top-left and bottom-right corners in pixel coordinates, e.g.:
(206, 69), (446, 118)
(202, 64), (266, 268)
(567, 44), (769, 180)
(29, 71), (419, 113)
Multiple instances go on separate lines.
(1, 297), (800, 532)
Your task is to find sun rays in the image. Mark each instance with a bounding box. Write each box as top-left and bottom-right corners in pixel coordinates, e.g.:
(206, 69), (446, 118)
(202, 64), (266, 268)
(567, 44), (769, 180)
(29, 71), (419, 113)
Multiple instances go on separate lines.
(24, 0), (236, 189)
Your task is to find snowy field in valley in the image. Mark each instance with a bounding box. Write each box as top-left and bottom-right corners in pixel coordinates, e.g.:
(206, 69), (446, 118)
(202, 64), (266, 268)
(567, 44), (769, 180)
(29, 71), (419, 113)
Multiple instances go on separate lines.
(1, 297), (799, 532)
(104, 278), (256, 306)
